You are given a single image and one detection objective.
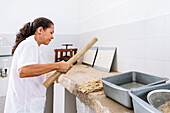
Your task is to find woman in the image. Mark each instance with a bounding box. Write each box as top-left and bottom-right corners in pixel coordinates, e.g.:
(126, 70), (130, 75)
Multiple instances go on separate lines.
(4, 17), (72, 113)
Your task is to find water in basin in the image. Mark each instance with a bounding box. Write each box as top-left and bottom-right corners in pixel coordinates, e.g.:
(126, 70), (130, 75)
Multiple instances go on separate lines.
(119, 82), (145, 89)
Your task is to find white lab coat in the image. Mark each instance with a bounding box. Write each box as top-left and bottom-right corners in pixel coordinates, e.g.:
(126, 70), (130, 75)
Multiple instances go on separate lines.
(4, 36), (46, 113)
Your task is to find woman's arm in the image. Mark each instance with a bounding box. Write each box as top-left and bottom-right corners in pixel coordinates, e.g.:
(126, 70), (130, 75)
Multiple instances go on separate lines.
(18, 61), (72, 78)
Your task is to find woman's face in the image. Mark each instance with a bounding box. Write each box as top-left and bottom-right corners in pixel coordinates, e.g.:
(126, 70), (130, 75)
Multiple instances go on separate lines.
(40, 25), (54, 45)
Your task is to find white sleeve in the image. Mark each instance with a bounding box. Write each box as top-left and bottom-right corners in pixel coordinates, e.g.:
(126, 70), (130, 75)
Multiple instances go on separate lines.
(17, 43), (39, 70)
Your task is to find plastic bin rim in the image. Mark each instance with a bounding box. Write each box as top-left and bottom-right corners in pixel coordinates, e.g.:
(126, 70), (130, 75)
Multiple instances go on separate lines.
(101, 71), (169, 80)
(129, 82), (170, 93)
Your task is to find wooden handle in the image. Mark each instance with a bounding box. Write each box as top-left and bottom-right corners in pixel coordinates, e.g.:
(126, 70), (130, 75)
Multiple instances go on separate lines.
(43, 37), (98, 88)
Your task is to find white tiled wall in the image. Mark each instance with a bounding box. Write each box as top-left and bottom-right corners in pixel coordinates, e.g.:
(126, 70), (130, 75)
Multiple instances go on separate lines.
(77, 14), (170, 80)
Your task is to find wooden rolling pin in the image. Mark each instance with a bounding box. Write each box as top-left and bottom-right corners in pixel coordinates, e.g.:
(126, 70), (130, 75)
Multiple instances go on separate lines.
(43, 37), (98, 88)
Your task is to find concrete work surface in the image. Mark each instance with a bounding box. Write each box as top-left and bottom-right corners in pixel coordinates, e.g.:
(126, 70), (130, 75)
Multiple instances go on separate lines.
(56, 64), (134, 113)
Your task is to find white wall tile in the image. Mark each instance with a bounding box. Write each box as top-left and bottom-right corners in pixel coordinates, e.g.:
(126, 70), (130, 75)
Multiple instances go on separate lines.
(116, 40), (134, 58)
(165, 0), (170, 14)
(120, 24), (133, 40)
(0, 34), (15, 46)
(131, 20), (145, 39)
(117, 56), (134, 72)
(131, 58), (145, 72)
(144, 60), (165, 76)
(144, 16), (165, 38)
(145, 38), (165, 61)
(132, 39), (145, 59)
(165, 14), (170, 37)
(164, 38), (170, 61)
(164, 61), (170, 80)
(102, 25), (125, 40)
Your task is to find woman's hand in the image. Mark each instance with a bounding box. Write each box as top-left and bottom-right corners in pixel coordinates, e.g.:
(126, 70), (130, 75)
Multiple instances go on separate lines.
(56, 61), (73, 73)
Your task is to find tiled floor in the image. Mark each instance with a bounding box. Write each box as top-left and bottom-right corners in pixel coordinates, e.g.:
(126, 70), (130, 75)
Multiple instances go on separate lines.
(0, 96), (5, 113)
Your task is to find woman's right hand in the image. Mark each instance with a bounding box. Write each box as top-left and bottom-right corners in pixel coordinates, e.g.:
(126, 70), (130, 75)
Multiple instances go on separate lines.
(56, 61), (73, 73)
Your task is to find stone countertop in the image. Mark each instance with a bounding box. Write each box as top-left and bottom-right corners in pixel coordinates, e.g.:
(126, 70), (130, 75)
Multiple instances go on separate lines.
(57, 64), (134, 113)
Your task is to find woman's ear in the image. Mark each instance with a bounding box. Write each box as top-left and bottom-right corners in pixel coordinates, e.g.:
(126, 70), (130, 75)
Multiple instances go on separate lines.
(37, 27), (43, 35)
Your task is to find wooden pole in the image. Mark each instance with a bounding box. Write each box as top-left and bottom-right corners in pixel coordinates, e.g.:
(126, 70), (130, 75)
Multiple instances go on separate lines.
(43, 37), (98, 88)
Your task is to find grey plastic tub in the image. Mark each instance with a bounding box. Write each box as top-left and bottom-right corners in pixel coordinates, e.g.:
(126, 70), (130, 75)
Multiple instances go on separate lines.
(129, 83), (170, 113)
(100, 71), (169, 108)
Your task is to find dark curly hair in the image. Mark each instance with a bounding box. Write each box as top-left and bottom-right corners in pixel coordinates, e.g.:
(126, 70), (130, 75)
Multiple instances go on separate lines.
(12, 17), (54, 55)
